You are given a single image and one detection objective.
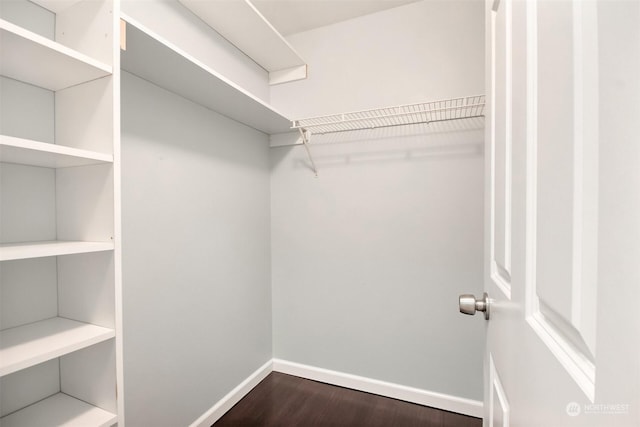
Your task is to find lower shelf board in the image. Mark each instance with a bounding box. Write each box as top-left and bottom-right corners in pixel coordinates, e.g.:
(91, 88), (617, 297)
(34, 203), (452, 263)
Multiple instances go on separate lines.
(0, 240), (115, 261)
(0, 317), (115, 377)
(0, 134), (114, 168)
(0, 393), (117, 427)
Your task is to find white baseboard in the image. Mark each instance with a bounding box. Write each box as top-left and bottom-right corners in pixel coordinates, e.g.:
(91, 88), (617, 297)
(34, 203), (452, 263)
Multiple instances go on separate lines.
(190, 358), (483, 424)
(272, 358), (483, 418)
(189, 359), (273, 427)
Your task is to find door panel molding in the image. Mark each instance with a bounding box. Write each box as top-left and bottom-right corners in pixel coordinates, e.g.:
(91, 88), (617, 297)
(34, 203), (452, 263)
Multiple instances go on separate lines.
(524, 0), (597, 402)
(489, 0), (513, 299)
(489, 354), (510, 427)
(569, 0), (599, 358)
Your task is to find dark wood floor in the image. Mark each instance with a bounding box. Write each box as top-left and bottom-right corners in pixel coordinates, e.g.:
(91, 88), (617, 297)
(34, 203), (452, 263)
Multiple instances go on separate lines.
(213, 372), (481, 427)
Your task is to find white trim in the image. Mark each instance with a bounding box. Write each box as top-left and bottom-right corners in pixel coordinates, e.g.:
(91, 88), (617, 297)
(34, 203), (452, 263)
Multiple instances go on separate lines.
(189, 360), (273, 427)
(189, 358), (483, 423)
(272, 359), (483, 418)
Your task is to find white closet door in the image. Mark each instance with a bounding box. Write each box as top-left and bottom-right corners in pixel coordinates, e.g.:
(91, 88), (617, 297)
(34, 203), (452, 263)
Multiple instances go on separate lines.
(481, 1), (640, 426)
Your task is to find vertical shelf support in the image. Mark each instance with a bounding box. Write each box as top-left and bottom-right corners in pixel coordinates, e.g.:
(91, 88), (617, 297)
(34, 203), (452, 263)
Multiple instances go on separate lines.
(298, 128), (318, 177)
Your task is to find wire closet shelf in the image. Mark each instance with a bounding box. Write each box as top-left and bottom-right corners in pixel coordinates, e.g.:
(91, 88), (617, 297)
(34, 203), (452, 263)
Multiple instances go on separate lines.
(291, 95), (485, 135)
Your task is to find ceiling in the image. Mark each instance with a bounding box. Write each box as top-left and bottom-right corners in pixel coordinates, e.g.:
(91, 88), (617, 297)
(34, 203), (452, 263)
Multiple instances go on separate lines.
(250, 0), (422, 36)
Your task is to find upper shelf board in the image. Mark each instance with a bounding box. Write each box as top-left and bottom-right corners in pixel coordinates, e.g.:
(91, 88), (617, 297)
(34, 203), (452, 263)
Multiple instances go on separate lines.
(0, 135), (113, 168)
(178, 0), (306, 84)
(121, 15), (292, 135)
(0, 19), (112, 91)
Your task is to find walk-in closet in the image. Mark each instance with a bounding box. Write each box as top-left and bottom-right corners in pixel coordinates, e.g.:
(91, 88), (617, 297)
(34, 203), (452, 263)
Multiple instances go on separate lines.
(1, 0), (639, 426)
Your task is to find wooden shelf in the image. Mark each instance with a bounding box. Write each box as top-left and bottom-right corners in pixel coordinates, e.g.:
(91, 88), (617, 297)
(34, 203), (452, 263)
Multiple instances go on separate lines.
(178, 0), (306, 84)
(0, 393), (117, 427)
(121, 14), (292, 135)
(0, 135), (113, 168)
(0, 317), (115, 377)
(0, 241), (114, 261)
(0, 19), (112, 91)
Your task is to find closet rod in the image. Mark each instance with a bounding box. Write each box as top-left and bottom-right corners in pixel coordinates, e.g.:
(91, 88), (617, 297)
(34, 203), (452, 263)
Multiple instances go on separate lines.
(289, 95), (485, 177)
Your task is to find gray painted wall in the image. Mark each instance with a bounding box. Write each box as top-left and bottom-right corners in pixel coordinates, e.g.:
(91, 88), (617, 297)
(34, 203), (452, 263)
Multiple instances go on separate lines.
(269, 1), (485, 400)
(121, 72), (272, 426)
(270, 0), (485, 119)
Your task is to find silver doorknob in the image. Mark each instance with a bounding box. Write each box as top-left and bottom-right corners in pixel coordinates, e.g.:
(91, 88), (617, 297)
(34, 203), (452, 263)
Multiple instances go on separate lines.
(459, 292), (490, 320)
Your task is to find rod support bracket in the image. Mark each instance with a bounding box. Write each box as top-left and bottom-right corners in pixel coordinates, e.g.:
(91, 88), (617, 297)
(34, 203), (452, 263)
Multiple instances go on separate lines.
(299, 128), (318, 177)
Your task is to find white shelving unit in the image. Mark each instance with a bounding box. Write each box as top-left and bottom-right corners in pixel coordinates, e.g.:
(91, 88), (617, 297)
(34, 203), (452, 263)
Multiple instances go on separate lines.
(0, 0), (121, 425)
(120, 14), (292, 135)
